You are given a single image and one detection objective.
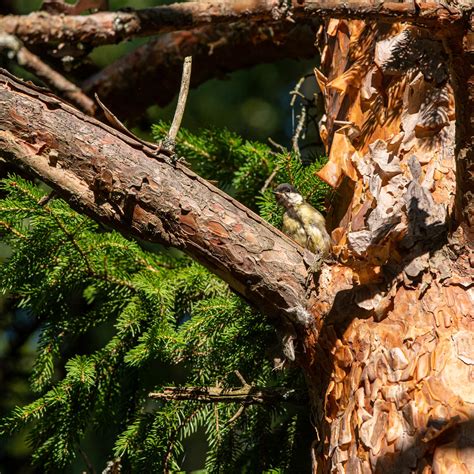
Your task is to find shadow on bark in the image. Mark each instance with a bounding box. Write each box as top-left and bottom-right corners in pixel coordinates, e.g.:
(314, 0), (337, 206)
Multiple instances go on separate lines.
(311, 194), (453, 463)
(375, 418), (474, 473)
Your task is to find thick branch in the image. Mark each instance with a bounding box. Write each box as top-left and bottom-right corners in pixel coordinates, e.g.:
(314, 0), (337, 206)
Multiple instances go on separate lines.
(0, 1), (469, 48)
(149, 386), (307, 404)
(83, 22), (318, 120)
(0, 69), (315, 326)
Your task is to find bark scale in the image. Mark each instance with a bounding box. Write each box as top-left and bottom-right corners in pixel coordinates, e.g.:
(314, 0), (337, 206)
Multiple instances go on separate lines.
(304, 14), (473, 473)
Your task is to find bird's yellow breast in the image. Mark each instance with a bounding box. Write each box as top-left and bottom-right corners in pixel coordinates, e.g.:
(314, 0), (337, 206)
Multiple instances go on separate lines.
(282, 203), (330, 255)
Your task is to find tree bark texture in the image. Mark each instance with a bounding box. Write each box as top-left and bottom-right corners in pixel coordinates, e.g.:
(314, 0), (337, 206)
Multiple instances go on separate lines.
(0, 69), (319, 345)
(0, 1), (468, 48)
(306, 16), (473, 473)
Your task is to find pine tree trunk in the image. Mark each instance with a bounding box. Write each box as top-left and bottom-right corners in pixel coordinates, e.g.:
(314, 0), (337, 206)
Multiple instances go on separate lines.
(304, 16), (473, 473)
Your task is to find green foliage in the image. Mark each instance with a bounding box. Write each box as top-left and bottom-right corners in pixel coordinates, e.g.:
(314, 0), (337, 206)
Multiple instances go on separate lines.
(152, 122), (329, 217)
(0, 126), (328, 472)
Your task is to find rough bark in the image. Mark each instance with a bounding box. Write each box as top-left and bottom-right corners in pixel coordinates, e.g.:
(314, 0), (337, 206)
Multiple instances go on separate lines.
(0, 1), (468, 48)
(83, 22), (319, 121)
(0, 69), (318, 341)
(306, 16), (473, 474)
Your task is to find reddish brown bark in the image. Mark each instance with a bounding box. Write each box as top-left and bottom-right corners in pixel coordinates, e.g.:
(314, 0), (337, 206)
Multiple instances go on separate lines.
(0, 1), (468, 48)
(304, 16), (473, 473)
(0, 69), (317, 343)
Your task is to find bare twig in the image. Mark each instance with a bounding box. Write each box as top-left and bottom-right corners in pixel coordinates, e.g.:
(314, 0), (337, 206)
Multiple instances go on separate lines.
(261, 168), (279, 193)
(165, 56), (192, 150)
(292, 103), (307, 155)
(226, 404), (246, 425)
(94, 93), (161, 154)
(148, 386), (307, 405)
(234, 370), (249, 387)
(268, 137), (288, 154)
(0, 33), (95, 115)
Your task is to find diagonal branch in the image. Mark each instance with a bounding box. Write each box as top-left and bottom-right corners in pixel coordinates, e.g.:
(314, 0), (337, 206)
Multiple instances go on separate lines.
(0, 33), (95, 115)
(0, 1), (469, 48)
(0, 69), (316, 331)
(83, 22), (319, 120)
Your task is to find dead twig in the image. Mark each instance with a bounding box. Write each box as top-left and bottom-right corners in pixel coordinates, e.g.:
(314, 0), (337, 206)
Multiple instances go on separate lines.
(261, 167), (280, 193)
(292, 103), (307, 155)
(226, 404), (246, 426)
(163, 56), (193, 154)
(148, 385), (307, 405)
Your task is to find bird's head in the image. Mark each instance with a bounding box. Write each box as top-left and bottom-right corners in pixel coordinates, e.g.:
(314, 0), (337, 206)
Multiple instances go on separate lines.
(274, 183), (304, 208)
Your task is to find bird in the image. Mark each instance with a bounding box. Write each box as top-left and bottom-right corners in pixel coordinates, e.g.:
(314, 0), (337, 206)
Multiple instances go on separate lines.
(274, 183), (331, 257)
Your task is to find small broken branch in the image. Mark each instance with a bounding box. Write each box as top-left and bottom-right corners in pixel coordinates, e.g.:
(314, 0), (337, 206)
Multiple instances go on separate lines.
(162, 56), (192, 153)
(148, 386), (307, 405)
(0, 33), (95, 115)
(0, 1), (468, 48)
(292, 104), (307, 155)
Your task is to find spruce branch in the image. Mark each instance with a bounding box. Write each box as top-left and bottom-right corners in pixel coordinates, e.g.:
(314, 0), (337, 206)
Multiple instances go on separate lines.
(0, 219), (27, 239)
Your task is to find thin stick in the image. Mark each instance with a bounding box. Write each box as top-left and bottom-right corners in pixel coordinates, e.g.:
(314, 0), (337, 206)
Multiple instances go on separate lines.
(226, 405), (246, 425)
(261, 168), (279, 193)
(167, 56), (192, 143)
(292, 104), (307, 155)
(0, 33), (95, 115)
(234, 370), (248, 386)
